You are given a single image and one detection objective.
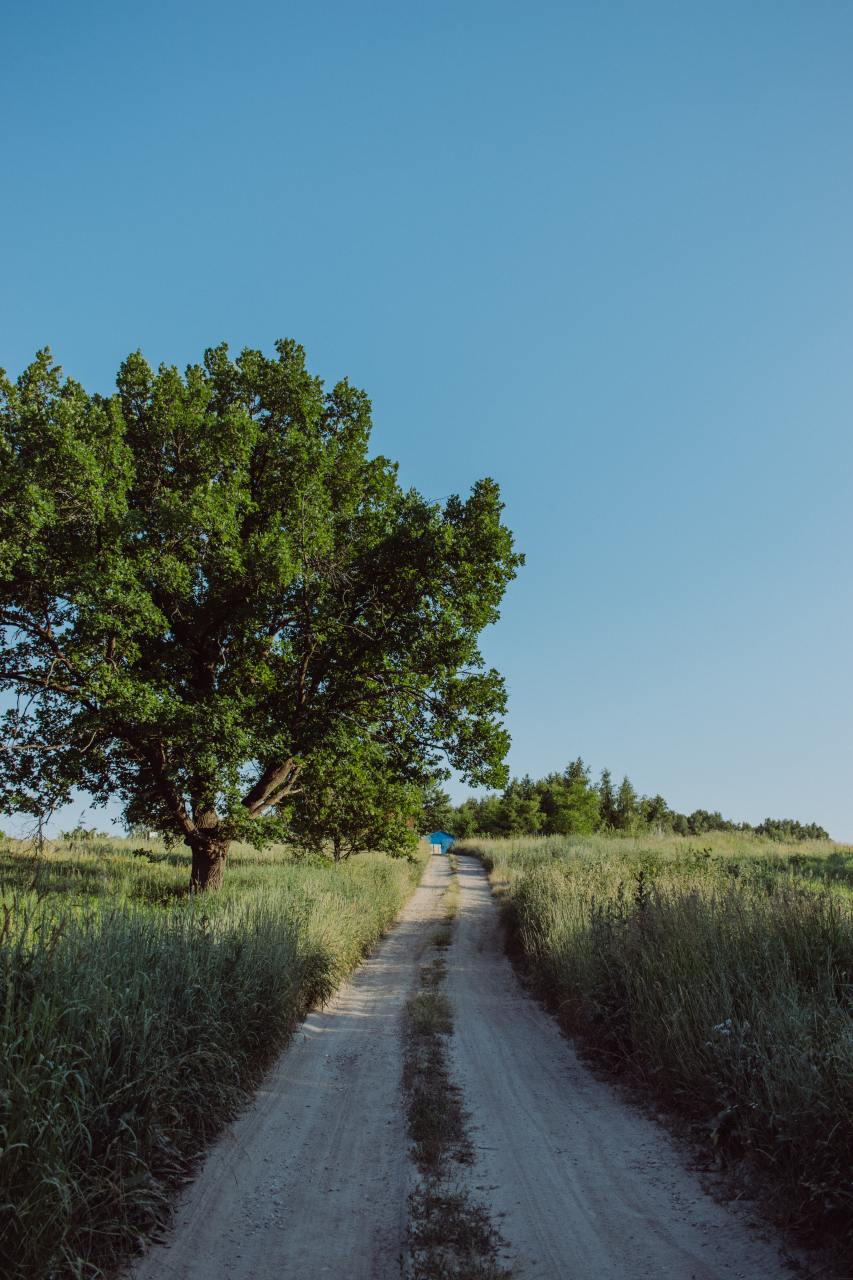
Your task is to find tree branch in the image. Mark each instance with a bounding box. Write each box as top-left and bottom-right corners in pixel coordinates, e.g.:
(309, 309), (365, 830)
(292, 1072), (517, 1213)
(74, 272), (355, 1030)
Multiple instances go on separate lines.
(242, 757), (301, 816)
(141, 741), (196, 838)
(0, 609), (78, 676)
(3, 669), (88, 699)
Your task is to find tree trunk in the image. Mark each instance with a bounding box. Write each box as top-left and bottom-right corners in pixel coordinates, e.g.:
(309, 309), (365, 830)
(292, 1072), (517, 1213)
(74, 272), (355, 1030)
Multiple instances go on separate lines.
(188, 836), (229, 891)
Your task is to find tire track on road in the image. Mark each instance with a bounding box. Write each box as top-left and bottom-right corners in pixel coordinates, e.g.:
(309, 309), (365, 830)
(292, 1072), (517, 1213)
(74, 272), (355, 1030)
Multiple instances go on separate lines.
(131, 855), (450, 1280)
(445, 854), (792, 1280)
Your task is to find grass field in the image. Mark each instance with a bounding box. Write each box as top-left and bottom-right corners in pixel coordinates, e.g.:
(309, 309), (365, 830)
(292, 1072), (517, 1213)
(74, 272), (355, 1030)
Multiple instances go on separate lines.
(0, 833), (428, 1280)
(458, 831), (853, 1254)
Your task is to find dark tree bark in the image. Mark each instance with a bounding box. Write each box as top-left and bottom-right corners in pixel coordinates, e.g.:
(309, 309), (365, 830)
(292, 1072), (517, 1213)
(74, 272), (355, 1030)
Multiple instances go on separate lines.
(187, 807), (228, 891)
(188, 835), (229, 891)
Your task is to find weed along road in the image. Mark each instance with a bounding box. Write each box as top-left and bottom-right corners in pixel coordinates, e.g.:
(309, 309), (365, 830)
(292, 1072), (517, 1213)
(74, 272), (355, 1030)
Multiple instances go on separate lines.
(133, 852), (793, 1280)
(445, 854), (792, 1280)
(131, 855), (451, 1280)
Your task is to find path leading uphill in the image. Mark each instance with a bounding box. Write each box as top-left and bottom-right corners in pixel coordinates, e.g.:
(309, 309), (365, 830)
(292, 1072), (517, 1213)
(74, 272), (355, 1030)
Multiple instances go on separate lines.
(131, 854), (451, 1280)
(133, 852), (793, 1280)
(445, 853), (791, 1280)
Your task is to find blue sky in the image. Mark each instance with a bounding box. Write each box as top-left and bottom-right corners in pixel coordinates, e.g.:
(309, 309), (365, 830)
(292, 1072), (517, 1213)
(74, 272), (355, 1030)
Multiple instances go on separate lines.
(2, 2), (852, 837)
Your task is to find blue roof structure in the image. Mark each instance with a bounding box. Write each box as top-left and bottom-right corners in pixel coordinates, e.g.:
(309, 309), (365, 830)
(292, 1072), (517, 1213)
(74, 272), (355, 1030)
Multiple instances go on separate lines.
(427, 830), (455, 853)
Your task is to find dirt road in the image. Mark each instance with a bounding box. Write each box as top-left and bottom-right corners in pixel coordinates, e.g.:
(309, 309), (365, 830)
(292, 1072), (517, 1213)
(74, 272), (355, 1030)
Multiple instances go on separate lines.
(133, 852), (793, 1280)
(132, 854), (451, 1280)
(446, 854), (791, 1280)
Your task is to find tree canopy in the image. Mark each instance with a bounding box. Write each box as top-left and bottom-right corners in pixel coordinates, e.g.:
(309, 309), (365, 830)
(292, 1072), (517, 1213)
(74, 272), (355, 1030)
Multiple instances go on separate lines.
(0, 340), (522, 886)
(418, 780), (455, 834)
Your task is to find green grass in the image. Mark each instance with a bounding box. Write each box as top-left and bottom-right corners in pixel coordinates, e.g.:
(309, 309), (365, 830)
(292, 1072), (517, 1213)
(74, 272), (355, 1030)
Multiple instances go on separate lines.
(0, 834), (427, 1280)
(459, 831), (853, 1254)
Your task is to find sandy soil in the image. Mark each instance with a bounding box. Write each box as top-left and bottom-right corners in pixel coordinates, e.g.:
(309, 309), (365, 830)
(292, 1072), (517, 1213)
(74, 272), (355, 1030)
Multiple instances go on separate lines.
(132, 851), (796, 1280)
(445, 854), (793, 1280)
(131, 854), (450, 1280)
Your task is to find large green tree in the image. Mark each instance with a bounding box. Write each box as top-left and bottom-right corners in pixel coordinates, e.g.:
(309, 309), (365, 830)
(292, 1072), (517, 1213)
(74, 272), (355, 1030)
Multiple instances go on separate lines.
(597, 767), (617, 827)
(0, 341), (521, 888)
(418, 780), (455, 834)
(614, 775), (639, 830)
(499, 777), (542, 836)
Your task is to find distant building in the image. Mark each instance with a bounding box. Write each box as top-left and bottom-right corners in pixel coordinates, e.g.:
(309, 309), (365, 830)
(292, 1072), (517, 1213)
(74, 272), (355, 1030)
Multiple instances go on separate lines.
(427, 830), (455, 855)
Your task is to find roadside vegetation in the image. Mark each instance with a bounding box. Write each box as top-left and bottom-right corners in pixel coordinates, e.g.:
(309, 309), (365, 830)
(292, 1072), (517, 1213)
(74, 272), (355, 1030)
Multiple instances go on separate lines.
(0, 832), (428, 1280)
(460, 831), (853, 1257)
(404, 858), (512, 1280)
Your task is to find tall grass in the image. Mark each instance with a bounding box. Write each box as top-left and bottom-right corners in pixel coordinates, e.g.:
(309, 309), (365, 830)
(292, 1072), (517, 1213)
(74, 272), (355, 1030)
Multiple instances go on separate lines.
(0, 835), (427, 1279)
(462, 832), (853, 1251)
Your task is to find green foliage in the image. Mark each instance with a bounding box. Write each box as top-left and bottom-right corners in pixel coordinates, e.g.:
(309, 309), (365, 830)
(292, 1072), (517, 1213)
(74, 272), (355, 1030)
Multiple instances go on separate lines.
(418, 780), (455, 834)
(453, 760), (601, 838)
(614, 775), (638, 829)
(287, 738), (419, 860)
(597, 767), (617, 828)
(553, 761), (600, 834)
(448, 798), (478, 838)
(498, 777), (543, 836)
(0, 835), (428, 1277)
(451, 757), (831, 841)
(0, 342), (521, 883)
(755, 816), (830, 841)
(639, 792), (670, 828)
(465, 831), (853, 1254)
(58, 824), (113, 846)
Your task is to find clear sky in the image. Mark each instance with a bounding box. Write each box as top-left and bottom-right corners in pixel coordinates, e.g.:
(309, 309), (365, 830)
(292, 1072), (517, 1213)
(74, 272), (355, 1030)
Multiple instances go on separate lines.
(2, 2), (852, 838)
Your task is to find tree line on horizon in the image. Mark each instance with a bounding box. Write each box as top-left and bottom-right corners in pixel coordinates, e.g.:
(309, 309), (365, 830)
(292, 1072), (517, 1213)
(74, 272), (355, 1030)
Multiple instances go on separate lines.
(422, 759), (830, 842)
